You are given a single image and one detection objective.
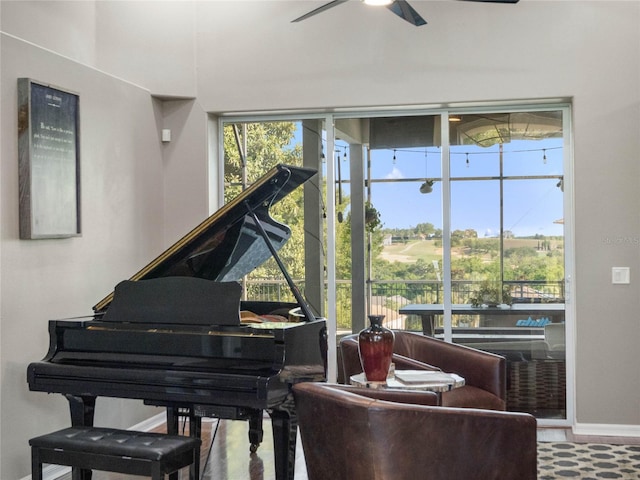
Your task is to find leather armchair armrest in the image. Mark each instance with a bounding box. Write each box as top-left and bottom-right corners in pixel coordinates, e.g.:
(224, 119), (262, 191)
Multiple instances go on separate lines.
(392, 353), (440, 371)
(322, 383), (439, 406)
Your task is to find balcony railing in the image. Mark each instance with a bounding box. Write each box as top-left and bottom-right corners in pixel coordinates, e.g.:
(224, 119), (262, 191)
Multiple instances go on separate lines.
(243, 279), (565, 329)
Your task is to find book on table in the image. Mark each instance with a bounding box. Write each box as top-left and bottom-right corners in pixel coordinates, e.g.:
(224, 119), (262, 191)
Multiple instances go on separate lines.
(394, 370), (457, 385)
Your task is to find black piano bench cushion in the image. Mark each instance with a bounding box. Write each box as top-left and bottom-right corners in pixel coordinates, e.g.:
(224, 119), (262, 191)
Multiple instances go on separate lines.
(29, 427), (200, 480)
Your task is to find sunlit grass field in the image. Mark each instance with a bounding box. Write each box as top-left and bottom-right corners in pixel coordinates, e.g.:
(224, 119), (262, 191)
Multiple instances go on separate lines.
(381, 237), (562, 264)
(380, 240), (440, 263)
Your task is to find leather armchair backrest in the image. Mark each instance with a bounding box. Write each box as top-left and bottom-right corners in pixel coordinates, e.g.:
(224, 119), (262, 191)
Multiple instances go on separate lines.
(293, 382), (537, 480)
(339, 330), (506, 403)
(393, 331), (506, 400)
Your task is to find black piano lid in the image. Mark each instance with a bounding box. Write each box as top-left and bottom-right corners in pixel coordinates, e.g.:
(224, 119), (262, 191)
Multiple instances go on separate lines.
(93, 164), (318, 313)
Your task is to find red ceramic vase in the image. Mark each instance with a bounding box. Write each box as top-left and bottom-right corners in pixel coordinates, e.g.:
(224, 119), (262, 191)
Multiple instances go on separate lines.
(358, 315), (395, 382)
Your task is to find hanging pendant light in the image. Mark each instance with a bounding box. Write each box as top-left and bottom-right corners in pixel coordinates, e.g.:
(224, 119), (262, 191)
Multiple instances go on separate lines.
(420, 180), (434, 194)
(419, 149), (433, 194)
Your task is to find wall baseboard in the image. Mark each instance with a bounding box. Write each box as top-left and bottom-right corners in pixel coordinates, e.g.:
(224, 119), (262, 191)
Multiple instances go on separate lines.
(20, 413), (167, 480)
(127, 411), (166, 432)
(574, 422), (640, 438)
(19, 464), (69, 480)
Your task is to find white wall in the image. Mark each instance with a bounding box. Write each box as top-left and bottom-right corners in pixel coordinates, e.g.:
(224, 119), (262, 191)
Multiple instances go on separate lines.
(1, 0), (639, 478)
(1, 2), (210, 475)
(194, 1), (582, 112)
(193, 0), (640, 426)
(192, 0), (640, 427)
(0, 37), (181, 480)
(94, 1), (197, 97)
(1, 0), (197, 97)
(157, 98), (210, 241)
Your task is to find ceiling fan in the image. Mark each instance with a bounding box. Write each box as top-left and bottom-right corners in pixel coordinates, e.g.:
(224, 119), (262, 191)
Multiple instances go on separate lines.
(292, 0), (520, 27)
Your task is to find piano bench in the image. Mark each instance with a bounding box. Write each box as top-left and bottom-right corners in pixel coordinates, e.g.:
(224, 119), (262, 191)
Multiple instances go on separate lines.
(29, 426), (201, 480)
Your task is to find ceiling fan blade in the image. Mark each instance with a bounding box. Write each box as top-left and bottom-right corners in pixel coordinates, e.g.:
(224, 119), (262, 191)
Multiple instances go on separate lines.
(386, 1), (427, 26)
(292, 0), (349, 23)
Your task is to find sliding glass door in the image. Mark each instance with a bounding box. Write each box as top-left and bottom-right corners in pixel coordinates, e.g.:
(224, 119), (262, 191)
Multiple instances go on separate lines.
(220, 105), (571, 421)
(446, 111), (567, 419)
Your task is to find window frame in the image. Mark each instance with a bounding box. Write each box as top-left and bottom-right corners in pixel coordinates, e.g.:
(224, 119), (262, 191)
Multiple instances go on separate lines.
(217, 102), (574, 427)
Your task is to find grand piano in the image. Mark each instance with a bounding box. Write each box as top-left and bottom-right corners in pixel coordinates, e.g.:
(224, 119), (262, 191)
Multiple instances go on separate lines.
(27, 164), (327, 480)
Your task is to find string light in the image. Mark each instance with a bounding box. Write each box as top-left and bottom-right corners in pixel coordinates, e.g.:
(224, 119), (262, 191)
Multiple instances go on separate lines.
(380, 146), (561, 158)
(376, 145), (561, 173)
(335, 145), (348, 161)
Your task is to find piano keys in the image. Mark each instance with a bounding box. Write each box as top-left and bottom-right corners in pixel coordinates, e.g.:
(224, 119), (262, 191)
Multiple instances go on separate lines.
(27, 164), (327, 480)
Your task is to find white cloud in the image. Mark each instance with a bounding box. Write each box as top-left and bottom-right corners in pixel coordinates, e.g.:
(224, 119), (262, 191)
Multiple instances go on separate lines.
(385, 167), (405, 179)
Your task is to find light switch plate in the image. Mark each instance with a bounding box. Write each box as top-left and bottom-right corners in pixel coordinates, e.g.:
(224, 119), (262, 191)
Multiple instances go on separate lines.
(612, 267), (630, 284)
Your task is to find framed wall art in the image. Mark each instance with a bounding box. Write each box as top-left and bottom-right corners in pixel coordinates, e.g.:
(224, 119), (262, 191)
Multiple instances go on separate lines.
(18, 78), (81, 239)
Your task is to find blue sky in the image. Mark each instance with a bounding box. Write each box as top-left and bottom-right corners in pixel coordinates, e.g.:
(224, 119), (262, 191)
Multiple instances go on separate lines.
(336, 138), (564, 237)
(291, 122), (564, 237)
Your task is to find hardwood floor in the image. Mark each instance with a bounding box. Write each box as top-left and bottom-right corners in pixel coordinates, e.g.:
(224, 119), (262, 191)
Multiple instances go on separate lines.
(64, 419), (640, 480)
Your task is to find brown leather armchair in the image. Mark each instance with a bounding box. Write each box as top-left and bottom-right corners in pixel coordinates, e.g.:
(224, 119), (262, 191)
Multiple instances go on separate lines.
(293, 382), (537, 480)
(340, 330), (506, 410)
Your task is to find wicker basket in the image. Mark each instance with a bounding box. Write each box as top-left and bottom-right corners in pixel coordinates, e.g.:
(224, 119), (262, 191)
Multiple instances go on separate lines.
(507, 359), (566, 416)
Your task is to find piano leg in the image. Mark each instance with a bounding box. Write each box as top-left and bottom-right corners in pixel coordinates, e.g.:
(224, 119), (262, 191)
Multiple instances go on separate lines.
(166, 407), (201, 480)
(248, 410), (264, 453)
(65, 394), (96, 480)
(269, 406), (298, 480)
